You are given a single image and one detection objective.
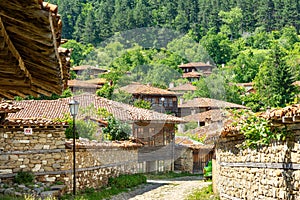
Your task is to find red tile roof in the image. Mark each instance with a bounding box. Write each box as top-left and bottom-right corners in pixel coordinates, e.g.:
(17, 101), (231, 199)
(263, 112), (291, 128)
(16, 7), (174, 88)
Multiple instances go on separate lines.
(68, 80), (100, 88)
(9, 94), (185, 123)
(169, 83), (197, 92)
(179, 62), (213, 68)
(71, 65), (108, 72)
(175, 136), (214, 150)
(179, 98), (248, 109)
(182, 72), (201, 78)
(119, 82), (179, 96)
(0, 118), (67, 127)
(262, 104), (300, 122)
(85, 78), (107, 85)
(183, 109), (228, 122)
(0, 102), (23, 113)
(186, 122), (225, 144)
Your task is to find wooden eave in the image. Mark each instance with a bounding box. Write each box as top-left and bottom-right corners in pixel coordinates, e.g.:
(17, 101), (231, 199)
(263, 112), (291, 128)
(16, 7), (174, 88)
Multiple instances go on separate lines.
(0, 0), (67, 99)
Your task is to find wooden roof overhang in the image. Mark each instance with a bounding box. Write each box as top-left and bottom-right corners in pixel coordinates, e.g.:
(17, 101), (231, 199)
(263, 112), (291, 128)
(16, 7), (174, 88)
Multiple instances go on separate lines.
(0, 0), (68, 99)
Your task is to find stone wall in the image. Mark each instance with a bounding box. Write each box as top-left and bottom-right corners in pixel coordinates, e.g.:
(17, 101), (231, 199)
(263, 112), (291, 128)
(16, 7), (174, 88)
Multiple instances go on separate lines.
(63, 147), (140, 191)
(174, 146), (193, 173)
(215, 128), (300, 200)
(0, 127), (68, 183)
(0, 126), (174, 192)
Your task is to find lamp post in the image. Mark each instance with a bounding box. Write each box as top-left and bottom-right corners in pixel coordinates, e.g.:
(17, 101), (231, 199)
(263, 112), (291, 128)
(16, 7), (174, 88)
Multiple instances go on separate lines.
(69, 99), (79, 196)
(160, 97), (165, 113)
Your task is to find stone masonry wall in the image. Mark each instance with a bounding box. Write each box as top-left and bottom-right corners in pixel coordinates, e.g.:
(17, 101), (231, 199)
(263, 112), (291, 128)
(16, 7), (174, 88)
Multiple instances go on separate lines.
(174, 147), (193, 173)
(216, 128), (300, 200)
(0, 127), (67, 183)
(63, 147), (140, 191)
(0, 126), (143, 192)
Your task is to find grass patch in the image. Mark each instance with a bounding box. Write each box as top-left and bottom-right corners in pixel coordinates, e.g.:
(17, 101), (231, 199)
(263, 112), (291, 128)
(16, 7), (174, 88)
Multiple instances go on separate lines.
(185, 184), (219, 200)
(61, 173), (147, 200)
(145, 171), (198, 180)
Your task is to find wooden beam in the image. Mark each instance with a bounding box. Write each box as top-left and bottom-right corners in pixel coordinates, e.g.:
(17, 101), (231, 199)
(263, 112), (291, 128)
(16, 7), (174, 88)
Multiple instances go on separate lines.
(49, 11), (64, 82)
(0, 91), (15, 100)
(0, 16), (33, 86)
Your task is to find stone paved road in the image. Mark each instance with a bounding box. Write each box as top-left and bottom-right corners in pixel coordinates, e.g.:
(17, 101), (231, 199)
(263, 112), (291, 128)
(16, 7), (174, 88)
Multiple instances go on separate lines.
(110, 176), (212, 200)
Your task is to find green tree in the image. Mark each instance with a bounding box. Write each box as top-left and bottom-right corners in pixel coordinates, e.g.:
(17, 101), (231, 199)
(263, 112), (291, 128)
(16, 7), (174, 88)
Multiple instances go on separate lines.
(62, 40), (94, 66)
(200, 29), (233, 65)
(229, 48), (268, 83)
(219, 7), (243, 39)
(96, 84), (115, 99)
(133, 99), (151, 109)
(254, 42), (297, 107)
(102, 116), (131, 141)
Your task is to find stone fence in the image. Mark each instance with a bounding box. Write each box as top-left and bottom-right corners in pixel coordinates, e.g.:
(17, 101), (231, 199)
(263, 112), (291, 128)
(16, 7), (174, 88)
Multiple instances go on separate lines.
(0, 124), (174, 192)
(215, 125), (300, 200)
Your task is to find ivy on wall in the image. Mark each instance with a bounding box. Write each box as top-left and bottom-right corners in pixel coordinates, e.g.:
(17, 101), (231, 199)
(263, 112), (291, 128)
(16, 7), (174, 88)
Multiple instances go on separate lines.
(231, 110), (288, 149)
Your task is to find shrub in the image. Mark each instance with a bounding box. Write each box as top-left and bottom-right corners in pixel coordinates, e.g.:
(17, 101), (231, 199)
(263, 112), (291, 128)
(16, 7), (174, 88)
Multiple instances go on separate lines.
(14, 171), (35, 184)
(108, 174), (147, 189)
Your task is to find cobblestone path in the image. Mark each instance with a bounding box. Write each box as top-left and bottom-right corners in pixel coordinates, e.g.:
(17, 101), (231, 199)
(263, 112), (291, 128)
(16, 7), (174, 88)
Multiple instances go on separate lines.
(110, 176), (211, 200)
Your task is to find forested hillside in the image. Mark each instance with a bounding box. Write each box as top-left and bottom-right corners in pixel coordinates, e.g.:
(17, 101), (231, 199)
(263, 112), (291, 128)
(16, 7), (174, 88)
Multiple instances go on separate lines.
(49, 0), (300, 111)
(51, 0), (300, 45)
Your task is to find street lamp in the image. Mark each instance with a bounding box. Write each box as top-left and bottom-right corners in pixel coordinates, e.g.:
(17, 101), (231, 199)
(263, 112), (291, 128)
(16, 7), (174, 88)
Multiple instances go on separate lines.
(160, 97), (165, 113)
(69, 99), (79, 196)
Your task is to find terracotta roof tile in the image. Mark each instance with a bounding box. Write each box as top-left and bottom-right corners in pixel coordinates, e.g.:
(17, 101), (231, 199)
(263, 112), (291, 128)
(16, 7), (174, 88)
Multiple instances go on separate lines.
(1, 118), (67, 127)
(68, 80), (100, 88)
(183, 109), (228, 122)
(169, 83), (197, 91)
(178, 98), (248, 109)
(175, 136), (214, 150)
(179, 62), (213, 68)
(182, 72), (201, 78)
(85, 78), (107, 85)
(0, 101), (23, 113)
(9, 94), (185, 123)
(72, 65), (108, 72)
(120, 82), (179, 96)
(262, 104), (300, 122)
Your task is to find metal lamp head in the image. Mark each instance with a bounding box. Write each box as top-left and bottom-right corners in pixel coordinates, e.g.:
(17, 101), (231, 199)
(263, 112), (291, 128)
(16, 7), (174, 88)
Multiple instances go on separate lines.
(69, 99), (79, 116)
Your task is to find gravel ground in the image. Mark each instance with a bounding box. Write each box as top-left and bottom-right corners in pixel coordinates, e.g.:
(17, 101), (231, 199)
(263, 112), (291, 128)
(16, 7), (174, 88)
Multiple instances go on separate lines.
(110, 176), (212, 200)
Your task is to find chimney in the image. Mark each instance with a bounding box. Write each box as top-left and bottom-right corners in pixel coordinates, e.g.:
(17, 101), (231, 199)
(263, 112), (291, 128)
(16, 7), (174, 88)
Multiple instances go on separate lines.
(169, 82), (174, 89)
(221, 63), (225, 68)
(206, 61), (210, 65)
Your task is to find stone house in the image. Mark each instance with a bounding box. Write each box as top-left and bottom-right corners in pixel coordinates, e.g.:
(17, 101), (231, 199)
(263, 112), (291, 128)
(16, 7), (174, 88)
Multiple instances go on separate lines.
(71, 65), (108, 78)
(10, 93), (185, 172)
(178, 62), (214, 82)
(67, 79), (102, 94)
(168, 83), (197, 96)
(214, 104), (300, 199)
(0, 0), (71, 99)
(178, 97), (248, 117)
(175, 136), (214, 173)
(119, 82), (181, 116)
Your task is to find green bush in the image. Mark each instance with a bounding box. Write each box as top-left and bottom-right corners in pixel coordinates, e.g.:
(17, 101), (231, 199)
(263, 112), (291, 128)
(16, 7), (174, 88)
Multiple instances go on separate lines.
(108, 174), (147, 189)
(14, 171), (35, 184)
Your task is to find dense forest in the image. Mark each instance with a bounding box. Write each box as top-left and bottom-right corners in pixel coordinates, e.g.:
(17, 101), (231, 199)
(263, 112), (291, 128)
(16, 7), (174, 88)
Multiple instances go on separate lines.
(52, 0), (300, 45)
(49, 0), (300, 111)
